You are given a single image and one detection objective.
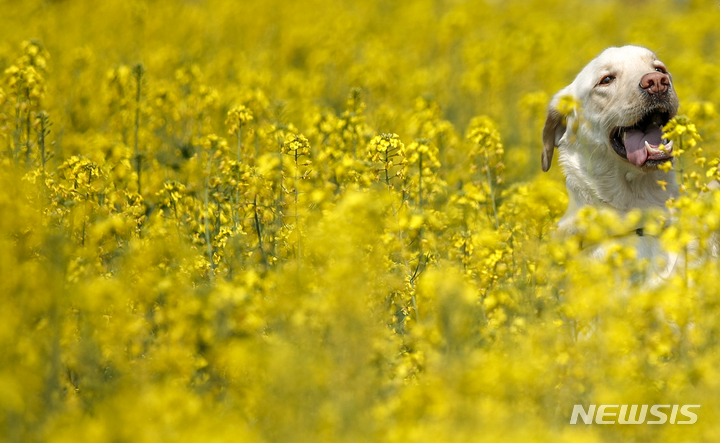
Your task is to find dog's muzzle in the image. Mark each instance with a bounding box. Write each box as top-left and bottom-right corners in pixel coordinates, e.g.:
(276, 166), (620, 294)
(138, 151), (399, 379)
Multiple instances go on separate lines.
(610, 71), (678, 168)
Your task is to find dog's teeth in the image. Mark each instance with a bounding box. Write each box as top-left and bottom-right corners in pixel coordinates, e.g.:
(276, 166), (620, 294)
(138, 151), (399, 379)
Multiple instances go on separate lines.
(645, 140), (652, 150)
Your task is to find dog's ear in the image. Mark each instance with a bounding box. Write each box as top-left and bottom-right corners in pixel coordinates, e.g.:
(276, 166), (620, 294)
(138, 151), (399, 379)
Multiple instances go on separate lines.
(541, 108), (564, 172)
(541, 94), (568, 172)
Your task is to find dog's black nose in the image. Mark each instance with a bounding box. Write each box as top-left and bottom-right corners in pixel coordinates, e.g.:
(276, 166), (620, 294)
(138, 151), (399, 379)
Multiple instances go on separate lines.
(640, 72), (670, 95)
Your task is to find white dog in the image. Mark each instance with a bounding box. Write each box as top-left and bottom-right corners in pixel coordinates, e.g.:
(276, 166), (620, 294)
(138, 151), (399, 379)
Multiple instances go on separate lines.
(542, 45), (680, 264)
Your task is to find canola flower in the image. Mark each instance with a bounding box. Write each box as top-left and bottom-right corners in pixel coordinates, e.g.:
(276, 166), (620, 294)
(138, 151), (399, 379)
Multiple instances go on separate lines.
(1, 1), (720, 442)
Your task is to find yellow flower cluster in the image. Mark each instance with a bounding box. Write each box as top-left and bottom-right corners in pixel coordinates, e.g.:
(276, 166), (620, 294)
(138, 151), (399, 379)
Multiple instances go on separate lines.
(225, 105), (254, 137)
(1, 1), (720, 442)
(368, 133), (405, 186)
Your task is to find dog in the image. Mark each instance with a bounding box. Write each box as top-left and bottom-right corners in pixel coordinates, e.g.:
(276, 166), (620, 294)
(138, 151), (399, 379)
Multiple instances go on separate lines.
(542, 45), (681, 267)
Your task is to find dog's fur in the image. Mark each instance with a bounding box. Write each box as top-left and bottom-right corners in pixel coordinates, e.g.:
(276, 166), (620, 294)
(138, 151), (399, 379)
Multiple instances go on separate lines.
(543, 46), (679, 239)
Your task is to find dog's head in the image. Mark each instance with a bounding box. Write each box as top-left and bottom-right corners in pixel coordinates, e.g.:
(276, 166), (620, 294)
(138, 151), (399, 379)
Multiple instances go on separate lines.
(542, 45), (679, 173)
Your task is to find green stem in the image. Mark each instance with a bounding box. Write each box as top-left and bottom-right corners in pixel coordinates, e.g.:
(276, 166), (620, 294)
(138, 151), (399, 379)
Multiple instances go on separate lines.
(254, 195), (269, 269)
(25, 88), (31, 167)
(13, 94), (21, 165)
(484, 153), (499, 229)
(133, 65), (144, 195)
(234, 129), (242, 232)
(384, 149), (390, 189)
(204, 181), (215, 281)
(295, 149), (301, 261)
(38, 112), (47, 170)
(418, 153), (423, 211)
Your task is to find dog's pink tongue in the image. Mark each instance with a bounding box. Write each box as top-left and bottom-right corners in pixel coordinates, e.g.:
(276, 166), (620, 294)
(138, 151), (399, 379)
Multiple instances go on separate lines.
(624, 126), (663, 166)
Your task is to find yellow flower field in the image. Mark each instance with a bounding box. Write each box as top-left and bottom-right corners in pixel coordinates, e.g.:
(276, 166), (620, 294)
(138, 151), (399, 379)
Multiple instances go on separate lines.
(2, 0), (720, 441)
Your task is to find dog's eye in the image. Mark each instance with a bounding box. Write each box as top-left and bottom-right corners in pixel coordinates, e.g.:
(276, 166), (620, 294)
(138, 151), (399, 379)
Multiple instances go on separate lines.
(655, 66), (667, 74)
(599, 75), (615, 85)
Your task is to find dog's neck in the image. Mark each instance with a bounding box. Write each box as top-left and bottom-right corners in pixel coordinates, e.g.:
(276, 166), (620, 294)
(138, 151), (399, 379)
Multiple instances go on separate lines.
(557, 146), (678, 234)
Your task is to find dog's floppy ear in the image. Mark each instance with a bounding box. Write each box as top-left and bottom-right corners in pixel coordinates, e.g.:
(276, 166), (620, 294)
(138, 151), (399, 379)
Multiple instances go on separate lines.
(541, 93), (568, 172)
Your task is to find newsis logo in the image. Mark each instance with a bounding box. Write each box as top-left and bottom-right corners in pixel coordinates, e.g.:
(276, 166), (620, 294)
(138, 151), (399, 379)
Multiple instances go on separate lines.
(570, 404), (700, 425)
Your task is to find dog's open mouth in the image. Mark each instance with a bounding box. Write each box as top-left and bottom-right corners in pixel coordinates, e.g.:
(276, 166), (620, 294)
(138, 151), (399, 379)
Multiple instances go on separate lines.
(610, 110), (674, 168)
